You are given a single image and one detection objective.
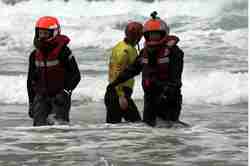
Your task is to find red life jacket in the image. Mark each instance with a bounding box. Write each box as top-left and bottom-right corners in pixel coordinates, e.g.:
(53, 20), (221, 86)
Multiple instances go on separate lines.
(141, 35), (179, 92)
(34, 35), (70, 96)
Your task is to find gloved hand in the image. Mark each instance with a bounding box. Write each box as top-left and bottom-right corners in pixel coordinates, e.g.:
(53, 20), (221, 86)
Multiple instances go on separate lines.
(160, 85), (177, 102)
(28, 102), (34, 118)
(106, 82), (116, 92)
(104, 84), (118, 107)
(54, 89), (71, 106)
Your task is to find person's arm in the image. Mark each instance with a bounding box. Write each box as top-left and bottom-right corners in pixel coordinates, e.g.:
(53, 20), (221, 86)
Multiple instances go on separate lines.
(59, 46), (81, 93)
(168, 45), (184, 88)
(110, 51), (144, 87)
(27, 51), (37, 104)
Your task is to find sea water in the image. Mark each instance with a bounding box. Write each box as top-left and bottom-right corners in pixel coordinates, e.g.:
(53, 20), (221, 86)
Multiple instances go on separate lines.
(0, 0), (247, 165)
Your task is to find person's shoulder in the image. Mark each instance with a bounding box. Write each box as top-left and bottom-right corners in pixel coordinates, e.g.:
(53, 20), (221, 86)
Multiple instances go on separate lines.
(118, 40), (130, 49)
(29, 50), (36, 60)
(30, 49), (36, 56)
(113, 41), (131, 55)
(62, 46), (72, 55)
(59, 46), (72, 60)
(166, 35), (184, 57)
(113, 41), (125, 48)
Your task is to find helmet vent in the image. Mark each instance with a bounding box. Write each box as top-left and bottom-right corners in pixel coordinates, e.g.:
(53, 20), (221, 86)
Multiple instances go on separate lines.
(150, 11), (159, 19)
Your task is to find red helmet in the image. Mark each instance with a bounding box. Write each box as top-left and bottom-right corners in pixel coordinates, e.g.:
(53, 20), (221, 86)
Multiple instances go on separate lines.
(143, 12), (169, 40)
(35, 16), (61, 40)
(125, 21), (143, 42)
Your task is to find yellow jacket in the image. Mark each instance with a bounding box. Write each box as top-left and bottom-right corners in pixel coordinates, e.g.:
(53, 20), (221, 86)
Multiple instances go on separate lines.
(108, 41), (138, 97)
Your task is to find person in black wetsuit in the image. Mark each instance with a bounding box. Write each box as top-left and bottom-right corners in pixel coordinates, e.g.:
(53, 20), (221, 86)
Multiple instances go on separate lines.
(27, 16), (81, 126)
(106, 12), (184, 127)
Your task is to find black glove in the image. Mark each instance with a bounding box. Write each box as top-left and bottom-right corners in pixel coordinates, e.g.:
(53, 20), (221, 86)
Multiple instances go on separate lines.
(106, 82), (116, 92)
(54, 89), (71, 106)
(28, 102), (34, 118)
(104, 82), (118, 107)
(160, 85), (178, 102)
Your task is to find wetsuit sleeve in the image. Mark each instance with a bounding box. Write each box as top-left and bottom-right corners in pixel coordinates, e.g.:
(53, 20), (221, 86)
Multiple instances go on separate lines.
(111, 51), (143, 87)
(59, 46), (81, 92)
(27, 51), (37, 104)
(168, 45), (184, 88)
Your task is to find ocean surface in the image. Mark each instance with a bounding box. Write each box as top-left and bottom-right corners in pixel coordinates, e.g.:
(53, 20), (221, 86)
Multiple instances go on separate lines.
(0, 0), (248, 165)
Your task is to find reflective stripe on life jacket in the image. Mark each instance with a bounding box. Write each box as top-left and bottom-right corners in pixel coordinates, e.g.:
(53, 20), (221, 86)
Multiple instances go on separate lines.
(35, 59), (60, 67)
(142, 56), (169, 64)
(158, 56), (169, 64)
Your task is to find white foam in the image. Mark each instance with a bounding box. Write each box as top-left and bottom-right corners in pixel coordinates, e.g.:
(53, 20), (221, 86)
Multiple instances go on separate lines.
(0, 0), (247, 106)
(11, 124), (83, 131)
(0, 71), (247, 105)
(222, 28), (248, 49)
(0, 75), (27, 104)
(0, 0), (247, 50)
(178, 27), (248, 51)
(182, 71), (248, 105)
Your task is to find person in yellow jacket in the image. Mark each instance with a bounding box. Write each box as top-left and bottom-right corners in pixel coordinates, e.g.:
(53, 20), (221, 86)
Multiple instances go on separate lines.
(104, 22), (143, 123)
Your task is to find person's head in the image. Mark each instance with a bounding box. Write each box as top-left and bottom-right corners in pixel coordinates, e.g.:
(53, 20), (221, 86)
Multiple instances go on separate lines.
(35, 16), (61, 42)
(125, 21), (143, 46)
(143, 11), (169, 42)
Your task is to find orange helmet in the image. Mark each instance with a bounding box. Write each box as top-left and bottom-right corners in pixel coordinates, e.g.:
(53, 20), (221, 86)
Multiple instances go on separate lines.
(35, 16), (61, 40)
(143, 12), (169, 39)
(125, 21), (143, 42)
